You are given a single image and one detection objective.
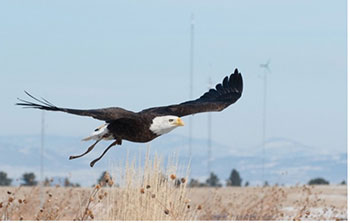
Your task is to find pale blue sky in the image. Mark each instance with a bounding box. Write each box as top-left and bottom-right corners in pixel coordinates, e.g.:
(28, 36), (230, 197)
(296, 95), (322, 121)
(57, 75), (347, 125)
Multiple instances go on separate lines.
(0, 0), (346, 162)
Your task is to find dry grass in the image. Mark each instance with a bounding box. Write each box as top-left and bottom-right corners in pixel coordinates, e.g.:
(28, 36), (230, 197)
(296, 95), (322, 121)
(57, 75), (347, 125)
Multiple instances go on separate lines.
(0, 152), (347, 221)
(187, 185), (347, 221)
(102, 152), (195, 220)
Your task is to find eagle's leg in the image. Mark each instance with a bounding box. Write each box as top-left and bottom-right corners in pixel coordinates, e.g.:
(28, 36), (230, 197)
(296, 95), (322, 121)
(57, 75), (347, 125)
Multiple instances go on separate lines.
(69, 139), (102, 160)
(90, 139), (119, 167)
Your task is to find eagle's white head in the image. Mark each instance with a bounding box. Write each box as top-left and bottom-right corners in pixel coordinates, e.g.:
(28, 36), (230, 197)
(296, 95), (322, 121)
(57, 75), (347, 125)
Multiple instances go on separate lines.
(149, 115), (185, 135)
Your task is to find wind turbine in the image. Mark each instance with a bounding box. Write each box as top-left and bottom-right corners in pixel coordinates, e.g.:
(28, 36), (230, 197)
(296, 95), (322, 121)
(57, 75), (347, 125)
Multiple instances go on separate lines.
(260, 59), (271, 72)
(260, 58), (271, 186)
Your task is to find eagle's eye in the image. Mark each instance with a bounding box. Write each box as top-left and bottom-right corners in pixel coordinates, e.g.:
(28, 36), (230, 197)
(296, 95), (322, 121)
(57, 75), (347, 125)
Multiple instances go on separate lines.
(169, 119), (174, 122)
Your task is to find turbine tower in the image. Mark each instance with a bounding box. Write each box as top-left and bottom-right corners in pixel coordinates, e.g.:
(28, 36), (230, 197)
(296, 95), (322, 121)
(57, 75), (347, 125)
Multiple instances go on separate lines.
(259, 59), (271, 185)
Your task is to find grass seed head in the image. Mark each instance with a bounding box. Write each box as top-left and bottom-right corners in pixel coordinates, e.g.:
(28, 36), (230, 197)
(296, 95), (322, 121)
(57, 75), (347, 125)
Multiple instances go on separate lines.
(151, 194), (156, 198)
(8, 196), (14, 203)
(181, 178), (186, 184)
(146, 185), (151, 189)
(170, 174), (176, 180)
(108, 179), (114, 186)
(86, 209), (92, 216)
(101, 171), (114, 186)
(140, 188), (145, 194)
(7, 191), (12, 195)
(0, 202), (3, 208)
(164, 209), (170, 215)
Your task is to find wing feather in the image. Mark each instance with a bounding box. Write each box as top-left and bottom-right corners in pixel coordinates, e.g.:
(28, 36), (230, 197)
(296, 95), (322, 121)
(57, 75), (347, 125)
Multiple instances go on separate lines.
(17, 68), (243, 121)
(140, 68), (243, 117)
(16, 91), (136, 122)
(222, 76), (229, 89)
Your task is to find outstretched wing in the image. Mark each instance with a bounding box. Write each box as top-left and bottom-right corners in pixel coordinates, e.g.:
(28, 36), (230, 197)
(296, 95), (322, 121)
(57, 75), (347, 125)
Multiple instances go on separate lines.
(16, 91), (136, 122)
(140, 68), (243, 117)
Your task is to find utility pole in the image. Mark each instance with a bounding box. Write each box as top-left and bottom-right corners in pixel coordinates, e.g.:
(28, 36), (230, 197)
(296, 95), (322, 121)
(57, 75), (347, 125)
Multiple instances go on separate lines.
(188, 13), (195, 157)
(262, 70), (267, 184)
(40, 111), (45, 207)
(207, 78), (212, 175)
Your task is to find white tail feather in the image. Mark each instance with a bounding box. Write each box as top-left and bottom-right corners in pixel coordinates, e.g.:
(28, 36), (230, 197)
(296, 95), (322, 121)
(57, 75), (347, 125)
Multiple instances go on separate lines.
(82, 135), (97, 141)
(82, 124), (110, 141)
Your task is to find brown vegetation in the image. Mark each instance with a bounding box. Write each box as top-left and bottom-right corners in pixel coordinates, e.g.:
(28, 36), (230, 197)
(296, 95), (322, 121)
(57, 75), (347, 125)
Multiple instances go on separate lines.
(0, 153), (347, 221)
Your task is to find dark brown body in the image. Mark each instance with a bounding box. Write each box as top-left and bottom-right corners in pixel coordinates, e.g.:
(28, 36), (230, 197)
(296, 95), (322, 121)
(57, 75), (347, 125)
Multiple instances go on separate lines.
(107, 114), (158, 143)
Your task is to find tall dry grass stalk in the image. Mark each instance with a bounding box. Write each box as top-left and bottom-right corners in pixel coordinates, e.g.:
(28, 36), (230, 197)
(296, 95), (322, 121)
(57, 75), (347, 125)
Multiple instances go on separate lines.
(101, 149), (198, 220)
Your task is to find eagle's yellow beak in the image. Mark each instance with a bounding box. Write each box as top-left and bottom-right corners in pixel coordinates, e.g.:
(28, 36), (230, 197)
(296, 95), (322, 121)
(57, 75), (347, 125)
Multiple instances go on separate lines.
(175, 117), (185, 126)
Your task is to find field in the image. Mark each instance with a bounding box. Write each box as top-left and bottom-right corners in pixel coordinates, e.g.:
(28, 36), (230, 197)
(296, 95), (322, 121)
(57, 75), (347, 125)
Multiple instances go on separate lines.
(0, 185), (346, 221)
(0, 155), (347, 221)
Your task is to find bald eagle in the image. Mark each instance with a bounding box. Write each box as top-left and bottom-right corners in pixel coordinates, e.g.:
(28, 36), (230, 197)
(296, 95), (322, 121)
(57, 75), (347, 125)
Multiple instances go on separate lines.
(17, 69), (243, 167)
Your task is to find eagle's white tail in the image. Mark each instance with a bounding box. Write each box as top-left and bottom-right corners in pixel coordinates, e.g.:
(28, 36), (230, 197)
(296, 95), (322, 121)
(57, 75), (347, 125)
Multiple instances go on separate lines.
(82, 124), (112, 141)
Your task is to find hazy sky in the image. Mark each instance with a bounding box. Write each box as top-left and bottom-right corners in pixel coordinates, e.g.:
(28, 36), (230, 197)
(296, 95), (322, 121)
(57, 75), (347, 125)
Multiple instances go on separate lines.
(0, 0), (346, 160)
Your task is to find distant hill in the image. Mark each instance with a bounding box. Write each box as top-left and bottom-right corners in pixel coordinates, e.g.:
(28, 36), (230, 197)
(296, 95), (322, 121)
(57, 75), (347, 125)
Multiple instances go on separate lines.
(0, 135), (346, 187)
